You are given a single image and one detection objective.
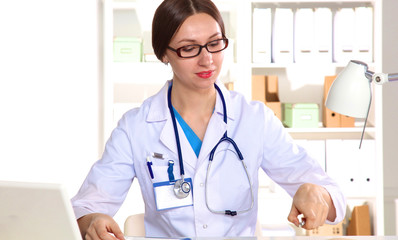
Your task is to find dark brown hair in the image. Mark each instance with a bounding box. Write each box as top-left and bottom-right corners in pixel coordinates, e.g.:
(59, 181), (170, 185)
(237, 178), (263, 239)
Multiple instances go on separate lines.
(152, 0), (226, 61)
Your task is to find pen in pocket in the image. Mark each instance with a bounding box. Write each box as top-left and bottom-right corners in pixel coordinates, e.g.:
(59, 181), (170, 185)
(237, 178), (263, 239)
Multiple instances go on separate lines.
(146, 156), (154, 179)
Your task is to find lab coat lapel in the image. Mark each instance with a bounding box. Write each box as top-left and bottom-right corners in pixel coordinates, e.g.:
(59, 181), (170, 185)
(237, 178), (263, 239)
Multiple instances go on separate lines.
(155, 81), (197, 170)
(197, 110), (226, 167)
(197, 81), (232, 167)
(147, 81), (179, 158)
(159, 115), (198, 170)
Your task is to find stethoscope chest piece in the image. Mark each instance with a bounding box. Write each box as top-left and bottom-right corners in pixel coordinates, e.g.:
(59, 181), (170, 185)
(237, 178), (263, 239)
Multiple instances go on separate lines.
(174, 179), (191, 199)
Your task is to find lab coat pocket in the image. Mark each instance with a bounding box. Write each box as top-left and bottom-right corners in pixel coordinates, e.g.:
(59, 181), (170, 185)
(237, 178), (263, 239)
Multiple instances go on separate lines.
(150, 165), (170, 183)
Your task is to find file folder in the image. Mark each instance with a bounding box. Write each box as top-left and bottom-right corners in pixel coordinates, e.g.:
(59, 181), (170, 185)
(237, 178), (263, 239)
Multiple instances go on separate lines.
(334, 8), (356, 64)
(252, 8), (272, 63)
(272, 8), (294, 63)
(355, 7), (373, 62)
(294, 8), (315, 63)
(314, 8), (333, 63)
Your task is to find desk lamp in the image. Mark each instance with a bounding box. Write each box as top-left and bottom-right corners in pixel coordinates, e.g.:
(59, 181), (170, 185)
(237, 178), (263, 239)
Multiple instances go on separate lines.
(325, 60), (398, 148)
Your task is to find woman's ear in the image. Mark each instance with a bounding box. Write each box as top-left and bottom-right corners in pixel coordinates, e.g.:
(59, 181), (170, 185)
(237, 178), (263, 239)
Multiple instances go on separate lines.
(162, 55), (170, 64)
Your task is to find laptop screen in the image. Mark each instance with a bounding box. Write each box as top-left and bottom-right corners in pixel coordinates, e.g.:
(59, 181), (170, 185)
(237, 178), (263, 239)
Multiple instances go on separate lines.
(0, 181), (82, 240)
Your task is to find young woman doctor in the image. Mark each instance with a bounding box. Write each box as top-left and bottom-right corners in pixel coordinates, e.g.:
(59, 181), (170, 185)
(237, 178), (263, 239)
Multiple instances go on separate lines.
(71, 0), (346, 239)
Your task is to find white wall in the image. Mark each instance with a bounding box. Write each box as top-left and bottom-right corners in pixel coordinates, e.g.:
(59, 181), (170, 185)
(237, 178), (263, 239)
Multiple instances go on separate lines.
(381, 0), (398, 235)
(0, 0), (100, 197)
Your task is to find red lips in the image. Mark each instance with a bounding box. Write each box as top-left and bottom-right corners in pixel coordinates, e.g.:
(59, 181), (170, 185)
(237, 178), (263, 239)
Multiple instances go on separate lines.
(196, 70), (214, 79)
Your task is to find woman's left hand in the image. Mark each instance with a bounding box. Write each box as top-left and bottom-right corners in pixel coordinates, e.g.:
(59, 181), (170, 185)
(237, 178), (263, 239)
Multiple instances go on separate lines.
(287, 183), (336, 230)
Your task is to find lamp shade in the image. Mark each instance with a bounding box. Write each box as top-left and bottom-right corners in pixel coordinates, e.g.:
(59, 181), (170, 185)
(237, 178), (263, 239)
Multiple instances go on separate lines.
(325, 61), (371, 118)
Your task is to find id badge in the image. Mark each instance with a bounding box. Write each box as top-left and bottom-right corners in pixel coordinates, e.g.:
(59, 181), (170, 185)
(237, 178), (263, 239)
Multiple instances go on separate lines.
(153, 178), (193, 211)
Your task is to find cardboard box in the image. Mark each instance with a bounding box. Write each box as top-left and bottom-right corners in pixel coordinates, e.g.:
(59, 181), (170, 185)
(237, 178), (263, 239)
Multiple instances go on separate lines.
(347, 205), (371, 235)
(265, 75), (280, 102)
(283, 103), (319, 128)
(306, 222), (344, 236)
(323, 76), (341, 127)
(113, 37), (143, 62)
(340, 114), (356, 127)
(252, 75), (282, 121)
(252, 75), (266, 103)
(252, 75), (281, 103)
(265, 102), (282, 121)
(323, 75), (355, 127)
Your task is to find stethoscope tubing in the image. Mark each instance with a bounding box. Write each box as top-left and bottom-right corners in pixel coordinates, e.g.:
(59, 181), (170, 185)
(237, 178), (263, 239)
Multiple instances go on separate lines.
(167, 84), (185, 180)
(205, 157), (254, 216)
(167, 82), (254, 215)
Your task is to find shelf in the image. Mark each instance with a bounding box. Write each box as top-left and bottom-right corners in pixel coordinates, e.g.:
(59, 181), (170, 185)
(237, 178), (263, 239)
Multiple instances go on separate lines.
(251, 0), (374, 2)
(251, 0), (374, 4)
(111, 1), (137, 10)
(111, 62), (173, 84)
(110, 0), (238, 12)
(251, 62), (376, 69)
(286, 126), (375, 139)
(251, 62), (347, 69)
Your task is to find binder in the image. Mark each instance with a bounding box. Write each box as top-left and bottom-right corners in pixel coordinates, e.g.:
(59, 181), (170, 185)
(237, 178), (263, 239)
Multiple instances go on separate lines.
(355, 7), (373, 62)
(326, 139), (376, 198)
(314, 8), (333, 63)
(334, 8), (356, 64)
(294, 8), (315, 63)
(252, 8), (272, 63)
(272, 8), (294, 63)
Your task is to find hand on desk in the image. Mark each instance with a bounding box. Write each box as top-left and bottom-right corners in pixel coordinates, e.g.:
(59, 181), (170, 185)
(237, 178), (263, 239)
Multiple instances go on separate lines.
(77, 213), (125, 240)
(287, 183), (336, 230)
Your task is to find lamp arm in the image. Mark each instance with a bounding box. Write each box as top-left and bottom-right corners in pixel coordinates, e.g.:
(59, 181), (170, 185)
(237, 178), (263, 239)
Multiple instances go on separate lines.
(365, 70), (374, 81)
(387, 73), (398, 82)
(372, 72), (398, 85)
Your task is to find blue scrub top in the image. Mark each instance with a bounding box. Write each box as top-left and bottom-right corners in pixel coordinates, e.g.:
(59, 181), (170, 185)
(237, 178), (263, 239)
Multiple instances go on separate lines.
(172, 106), (202, 157)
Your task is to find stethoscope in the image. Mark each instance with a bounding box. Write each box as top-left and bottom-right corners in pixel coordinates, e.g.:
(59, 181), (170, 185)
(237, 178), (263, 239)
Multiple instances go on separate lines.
(167, 83), (254, 216)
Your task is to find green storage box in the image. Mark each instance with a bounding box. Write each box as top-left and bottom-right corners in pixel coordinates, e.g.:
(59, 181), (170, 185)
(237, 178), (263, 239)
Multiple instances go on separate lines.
(283, 103), (319, 128)
(113, 37), (143, 62)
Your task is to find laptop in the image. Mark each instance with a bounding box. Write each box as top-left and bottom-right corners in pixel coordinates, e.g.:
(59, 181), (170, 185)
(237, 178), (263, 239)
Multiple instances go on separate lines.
(0, 180), (82, 240)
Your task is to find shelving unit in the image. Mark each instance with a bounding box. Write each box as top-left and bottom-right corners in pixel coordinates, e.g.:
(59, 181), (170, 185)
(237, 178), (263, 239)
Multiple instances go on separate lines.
(246, 0), (382, 235)
(102, 0), (384, 235)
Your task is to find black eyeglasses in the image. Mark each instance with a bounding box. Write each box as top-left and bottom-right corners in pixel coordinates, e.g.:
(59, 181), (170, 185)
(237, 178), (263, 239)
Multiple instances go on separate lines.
(167, 38), (229, 58)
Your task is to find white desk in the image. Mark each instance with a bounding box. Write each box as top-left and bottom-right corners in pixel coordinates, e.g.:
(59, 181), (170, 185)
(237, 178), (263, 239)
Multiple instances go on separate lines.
(125, 237), (398, 240)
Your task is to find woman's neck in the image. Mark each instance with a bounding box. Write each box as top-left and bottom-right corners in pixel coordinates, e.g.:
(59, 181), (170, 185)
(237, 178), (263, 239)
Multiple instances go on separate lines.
(171, 82), (216, 114)
(171, 82), (217, 140)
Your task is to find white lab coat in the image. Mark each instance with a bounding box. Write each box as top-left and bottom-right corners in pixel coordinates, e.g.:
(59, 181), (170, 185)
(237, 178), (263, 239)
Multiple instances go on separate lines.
(72, 80), (346, 237)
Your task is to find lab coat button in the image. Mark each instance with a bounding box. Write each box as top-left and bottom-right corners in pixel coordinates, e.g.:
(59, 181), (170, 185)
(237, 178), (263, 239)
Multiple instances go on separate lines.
(200, 183), (204, 187)
(203, 224), (208, 229)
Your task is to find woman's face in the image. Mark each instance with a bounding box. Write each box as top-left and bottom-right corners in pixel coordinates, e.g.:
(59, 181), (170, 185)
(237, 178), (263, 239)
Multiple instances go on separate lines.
(164, 13), (225, 91)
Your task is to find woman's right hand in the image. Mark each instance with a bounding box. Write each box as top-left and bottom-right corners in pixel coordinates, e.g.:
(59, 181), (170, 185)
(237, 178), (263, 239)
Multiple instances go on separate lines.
(77, 213), (125, 240)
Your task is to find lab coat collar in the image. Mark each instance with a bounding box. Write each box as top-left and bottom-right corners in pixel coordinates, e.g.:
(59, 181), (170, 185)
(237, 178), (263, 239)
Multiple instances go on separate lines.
(213, 79), (235, 122)
(146, 79), (235, 122)
(146, 80), (235, 170)
(146, 80), (171, 123)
